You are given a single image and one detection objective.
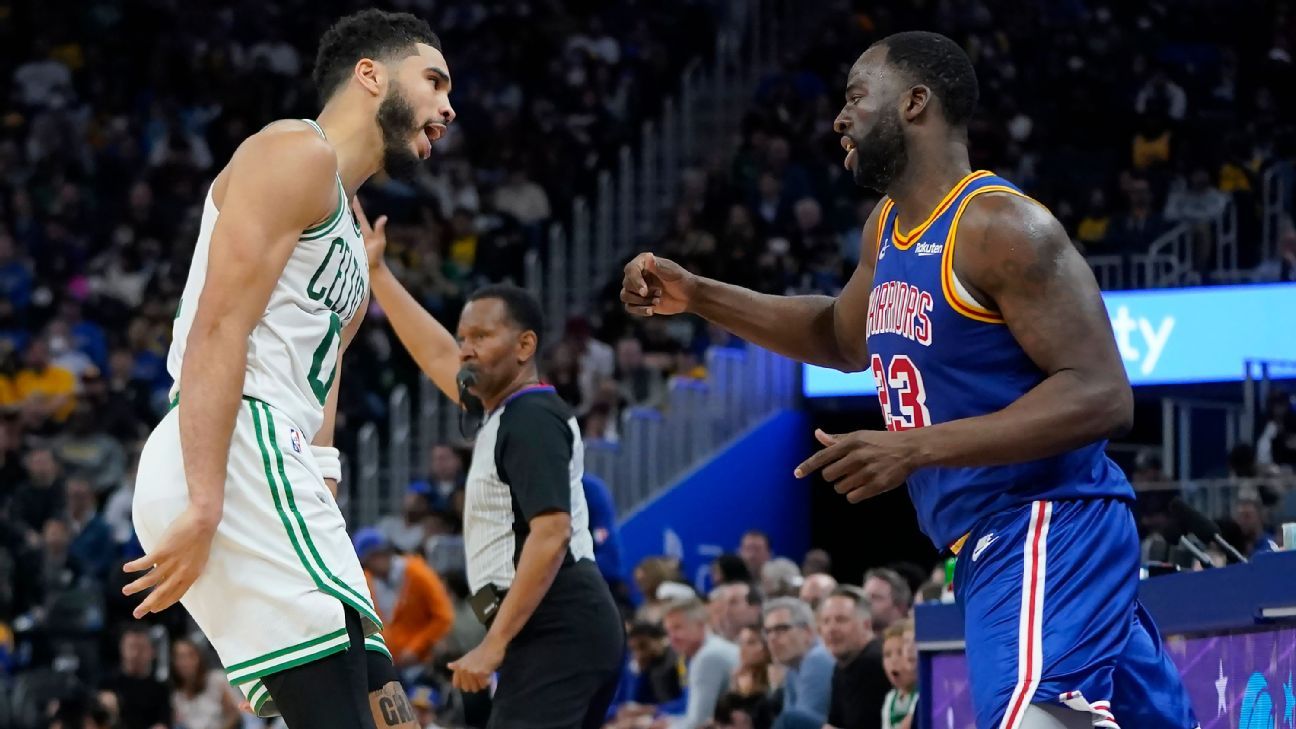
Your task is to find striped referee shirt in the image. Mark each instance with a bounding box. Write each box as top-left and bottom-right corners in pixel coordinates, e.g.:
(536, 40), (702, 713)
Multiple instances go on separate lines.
(463, 385), (596, 594)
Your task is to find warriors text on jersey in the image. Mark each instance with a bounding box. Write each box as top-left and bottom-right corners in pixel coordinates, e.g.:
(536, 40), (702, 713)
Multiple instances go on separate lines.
(168, 119), (368, 440)
(864, 170), (1134, 549)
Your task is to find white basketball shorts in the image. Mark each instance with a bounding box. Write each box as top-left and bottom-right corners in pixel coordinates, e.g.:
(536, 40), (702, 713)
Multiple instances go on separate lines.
(134, 396), (390, 717)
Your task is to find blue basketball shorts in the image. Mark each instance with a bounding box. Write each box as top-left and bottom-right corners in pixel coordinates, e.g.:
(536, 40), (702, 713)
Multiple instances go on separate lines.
(953, 498), (1200, 729)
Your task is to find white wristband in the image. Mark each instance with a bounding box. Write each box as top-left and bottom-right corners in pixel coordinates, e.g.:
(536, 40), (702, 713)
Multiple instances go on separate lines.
(311, 445), (342, 483)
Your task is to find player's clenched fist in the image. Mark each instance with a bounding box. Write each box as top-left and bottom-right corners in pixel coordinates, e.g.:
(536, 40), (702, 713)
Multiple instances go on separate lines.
(620, 252), (695, 317)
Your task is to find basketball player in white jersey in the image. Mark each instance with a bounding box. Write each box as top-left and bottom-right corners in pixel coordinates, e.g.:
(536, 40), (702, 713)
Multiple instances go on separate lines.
(124, 10), (454, 728)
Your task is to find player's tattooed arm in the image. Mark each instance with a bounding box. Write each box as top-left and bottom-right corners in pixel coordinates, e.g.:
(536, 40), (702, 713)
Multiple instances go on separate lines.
(906, 191), (1133, 469)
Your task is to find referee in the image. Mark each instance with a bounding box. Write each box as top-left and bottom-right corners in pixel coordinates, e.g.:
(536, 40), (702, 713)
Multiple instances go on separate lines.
(358, 201), (625, 728)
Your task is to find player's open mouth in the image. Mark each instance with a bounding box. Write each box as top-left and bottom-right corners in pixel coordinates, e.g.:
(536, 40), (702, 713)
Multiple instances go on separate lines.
(840, 135), (857, 170)
(419, 123), (447, 159)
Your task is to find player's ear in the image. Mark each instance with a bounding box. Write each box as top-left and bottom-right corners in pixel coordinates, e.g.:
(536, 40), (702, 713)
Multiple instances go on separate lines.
(902, 85), (931, 122)
(516, 330), (538, 363)
(353, 58), (384, 98)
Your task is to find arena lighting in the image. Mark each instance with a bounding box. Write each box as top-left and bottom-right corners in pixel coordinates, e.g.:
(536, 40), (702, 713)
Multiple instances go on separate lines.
(802, 282), (1296, 397)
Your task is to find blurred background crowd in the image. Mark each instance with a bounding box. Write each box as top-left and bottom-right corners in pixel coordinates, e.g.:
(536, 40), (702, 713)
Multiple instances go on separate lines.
(1, 0), (1295, 727)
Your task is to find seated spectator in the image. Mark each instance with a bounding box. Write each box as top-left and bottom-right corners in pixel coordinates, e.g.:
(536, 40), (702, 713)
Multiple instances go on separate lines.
(760, 558), (803, 599)
(0, 342), (21, 413)
(710, 553), (753, 586)
(819, 590), (890, 729)
(730, 624), (773, 697)
(53, 404), (127, 493)
(801, 549), (831, 578)
(355, 528), (455, 675)
(12, 447), (66, 537)
(1164, 169), (1230, 269)
(880, 620), (918, 729)
(710, 582), (763, 642)
(1130, 113), (1174, 172)
(1107, 178), (1168, 256)
(99, 624), (171, 729)
(862, 569), (912, 632)
(378, 483), (434, 554)
(713, 690), (776, 729)
(15, 337), (77, 426)
(15, 517), (79, 618)
(422, 443), (466, 507)
(65, 477), (114, 579)
(661, 598), (741, 729)
(170, 637), (240, 729)
(1074, 188), (1112, 251)
(47, 692), (115, 729)
(622, 614), (684, 705)
(0, 231), (32, 312)
(798, 573), (837, 611)
(1233, 497), (1279, 556)
(762, 597), (835, 726)
(739, 531), (772, 579)
(633, 556), (685, 622)
(615, 336), (666, 408)
(563, 316), (615, 408)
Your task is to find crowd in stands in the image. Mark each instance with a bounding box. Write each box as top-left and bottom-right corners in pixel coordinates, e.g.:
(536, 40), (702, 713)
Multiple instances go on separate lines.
(4, 0), (1296, 727)
(595, 530), (927, 729)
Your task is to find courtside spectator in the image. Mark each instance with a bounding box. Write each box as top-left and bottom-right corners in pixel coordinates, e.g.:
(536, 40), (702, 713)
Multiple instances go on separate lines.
(819, 590), (891, 729)
(662, 598), (740, 729)
(355, 528), (455, 676)
(762, 597), (835, 726)
(862, 569), (912, 633)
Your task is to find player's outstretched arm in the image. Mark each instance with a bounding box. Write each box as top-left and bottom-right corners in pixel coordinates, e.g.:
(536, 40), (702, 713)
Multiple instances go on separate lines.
(909, 192), (1133, 467)
(621, 201), (882, 372)
(355, 199), (461, 404)
(122, 128), (340, 617)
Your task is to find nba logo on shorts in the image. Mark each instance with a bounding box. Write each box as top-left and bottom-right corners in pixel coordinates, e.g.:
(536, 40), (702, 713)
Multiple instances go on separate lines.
(289, 428), (302, 453)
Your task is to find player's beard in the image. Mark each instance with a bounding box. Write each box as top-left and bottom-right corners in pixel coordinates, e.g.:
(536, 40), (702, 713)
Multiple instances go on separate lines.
(852, 108), (908, 193)
(376, 82), (423, 181)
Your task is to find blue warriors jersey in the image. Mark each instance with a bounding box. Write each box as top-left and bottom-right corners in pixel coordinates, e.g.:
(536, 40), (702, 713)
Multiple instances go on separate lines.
(864, 170), (1134, 549)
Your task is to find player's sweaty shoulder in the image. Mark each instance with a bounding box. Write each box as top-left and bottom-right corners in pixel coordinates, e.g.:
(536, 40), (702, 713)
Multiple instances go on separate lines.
(210, 120), (339, 232)
(953, 189), (1071, 299)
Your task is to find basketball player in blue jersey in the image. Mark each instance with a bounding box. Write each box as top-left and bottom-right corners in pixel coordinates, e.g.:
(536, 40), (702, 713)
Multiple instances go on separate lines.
(621, 31), (1198, 729)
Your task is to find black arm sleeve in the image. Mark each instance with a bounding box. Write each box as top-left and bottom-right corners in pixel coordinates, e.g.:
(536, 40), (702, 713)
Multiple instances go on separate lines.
(496, 397), (575, 522)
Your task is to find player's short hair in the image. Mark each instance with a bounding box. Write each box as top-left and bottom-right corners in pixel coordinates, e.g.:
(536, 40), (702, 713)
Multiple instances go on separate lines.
(864, 567), (914, 610)
(741, 529), (771, 547)
(874, 31), (979, 126)
(467, 283), (546, 354)
(314, 9), (442, 103)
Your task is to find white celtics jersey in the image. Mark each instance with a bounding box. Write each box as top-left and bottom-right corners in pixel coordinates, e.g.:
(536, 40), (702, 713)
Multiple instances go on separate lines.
(168, 119), (368, 440)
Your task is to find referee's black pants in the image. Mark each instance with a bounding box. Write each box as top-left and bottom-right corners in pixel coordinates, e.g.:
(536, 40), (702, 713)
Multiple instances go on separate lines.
(488, 561), (626, 729)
